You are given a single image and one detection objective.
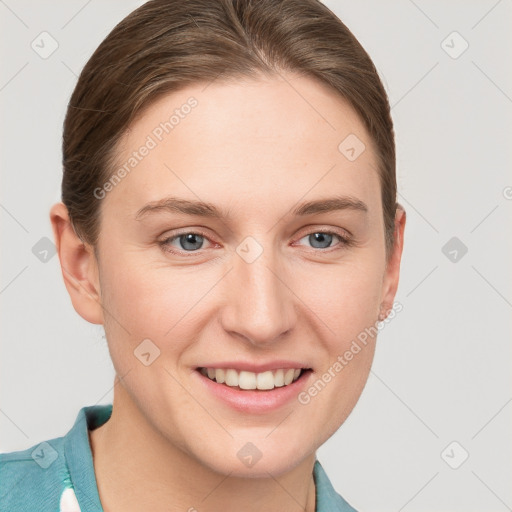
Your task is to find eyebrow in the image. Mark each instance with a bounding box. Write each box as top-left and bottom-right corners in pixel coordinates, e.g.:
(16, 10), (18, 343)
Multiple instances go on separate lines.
(135, 195), (368, 220)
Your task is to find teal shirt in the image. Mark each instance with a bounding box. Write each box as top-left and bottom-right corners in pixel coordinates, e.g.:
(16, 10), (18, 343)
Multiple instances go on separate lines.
(0, 404), (358, 511)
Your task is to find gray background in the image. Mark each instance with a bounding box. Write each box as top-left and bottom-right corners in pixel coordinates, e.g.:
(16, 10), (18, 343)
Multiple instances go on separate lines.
(1, 1), (511, 511)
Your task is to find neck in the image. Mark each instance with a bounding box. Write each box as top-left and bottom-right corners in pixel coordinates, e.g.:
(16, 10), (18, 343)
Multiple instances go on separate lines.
(89, 379), (317, 512)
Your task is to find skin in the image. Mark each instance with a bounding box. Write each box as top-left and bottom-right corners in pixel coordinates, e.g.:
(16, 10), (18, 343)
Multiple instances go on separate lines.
(50, 71), (405, 512)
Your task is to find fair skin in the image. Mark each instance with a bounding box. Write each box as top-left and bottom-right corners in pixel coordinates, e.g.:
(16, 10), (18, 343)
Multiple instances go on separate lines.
(50, 72), (405, 512)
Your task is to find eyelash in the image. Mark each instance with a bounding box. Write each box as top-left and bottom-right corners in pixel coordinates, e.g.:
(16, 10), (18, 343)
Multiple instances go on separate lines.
(158, 227), (353, 256)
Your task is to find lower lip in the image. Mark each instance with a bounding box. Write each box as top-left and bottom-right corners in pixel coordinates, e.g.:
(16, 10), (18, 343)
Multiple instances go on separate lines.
(194, 369), (313, 414)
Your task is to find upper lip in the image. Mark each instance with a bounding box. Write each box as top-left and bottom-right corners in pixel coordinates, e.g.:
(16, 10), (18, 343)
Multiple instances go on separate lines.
(196, 360), (311, 373)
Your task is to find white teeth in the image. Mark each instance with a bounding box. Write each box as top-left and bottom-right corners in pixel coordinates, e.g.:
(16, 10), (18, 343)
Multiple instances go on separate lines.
(284, 369), (295, 385)
(215, 368), (225, 384)
(225, 369), (238, 386)
(274, 369), (285, 387)
(256, 371), (274, 390)
(200, 367), (305, 390)
(239, 371), (257, 390)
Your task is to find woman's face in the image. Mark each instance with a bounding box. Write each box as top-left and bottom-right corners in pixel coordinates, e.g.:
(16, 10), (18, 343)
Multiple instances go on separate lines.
(90, 72), (404, 477)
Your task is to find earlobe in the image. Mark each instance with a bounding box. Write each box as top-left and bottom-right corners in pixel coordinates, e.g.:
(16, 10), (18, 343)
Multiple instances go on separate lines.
(49, 202), (104, 325)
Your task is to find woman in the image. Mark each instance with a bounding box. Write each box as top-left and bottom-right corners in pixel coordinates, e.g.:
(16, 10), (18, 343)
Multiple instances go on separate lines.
(0, 0), (405, 510)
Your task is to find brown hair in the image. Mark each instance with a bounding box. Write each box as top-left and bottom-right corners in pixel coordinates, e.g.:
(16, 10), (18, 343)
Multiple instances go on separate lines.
(62, 0), (402, 261)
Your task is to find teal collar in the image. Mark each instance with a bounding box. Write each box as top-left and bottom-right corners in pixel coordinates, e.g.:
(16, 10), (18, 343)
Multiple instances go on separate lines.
(64, 404), (356, 512)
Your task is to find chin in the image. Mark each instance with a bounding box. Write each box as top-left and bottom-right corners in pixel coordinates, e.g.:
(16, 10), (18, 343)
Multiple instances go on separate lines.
(192, 437), (315, 479)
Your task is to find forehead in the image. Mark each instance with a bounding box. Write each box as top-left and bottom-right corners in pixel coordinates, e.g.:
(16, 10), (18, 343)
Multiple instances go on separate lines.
(105, 73), (381, 222)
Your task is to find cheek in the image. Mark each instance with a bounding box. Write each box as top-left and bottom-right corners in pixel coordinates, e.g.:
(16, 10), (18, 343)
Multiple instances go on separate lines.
(100, 242), (384, 367)
(101, 250), (195, 328)
(297, 255), (383, 340)
(293, 258), (382, 428)
(98, 253), (218, 368)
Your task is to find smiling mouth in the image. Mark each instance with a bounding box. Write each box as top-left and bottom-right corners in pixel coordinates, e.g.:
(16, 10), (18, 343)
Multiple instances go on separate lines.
(197, 367), (312, 391)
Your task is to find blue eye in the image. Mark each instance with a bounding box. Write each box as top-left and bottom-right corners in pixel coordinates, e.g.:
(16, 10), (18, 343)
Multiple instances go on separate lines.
(159, 229), (352, 256)
(304, 233), (333, 249)
(298, 231), (348, 250)
(160, 232), (211, 253)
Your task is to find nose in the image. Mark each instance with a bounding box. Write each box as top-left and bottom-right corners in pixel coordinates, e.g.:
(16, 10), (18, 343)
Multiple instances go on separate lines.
(219, 241), (296, 347)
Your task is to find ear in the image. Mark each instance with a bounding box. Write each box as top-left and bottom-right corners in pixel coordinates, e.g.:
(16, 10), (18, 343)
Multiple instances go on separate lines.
(378, 206), (406, 321)
(49, 202), (104, 325)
